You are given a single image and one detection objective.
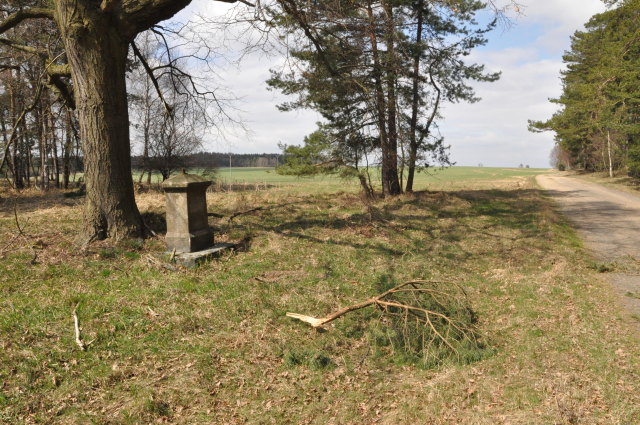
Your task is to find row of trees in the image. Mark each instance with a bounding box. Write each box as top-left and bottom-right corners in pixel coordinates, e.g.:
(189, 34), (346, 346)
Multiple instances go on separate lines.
(529, 0), (640, 176)
(270, 0), (499, 195)
(0, 10), (81, 190)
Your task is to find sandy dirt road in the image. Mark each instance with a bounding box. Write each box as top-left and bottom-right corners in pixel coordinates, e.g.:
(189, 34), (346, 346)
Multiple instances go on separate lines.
(537, 174), (640, 314)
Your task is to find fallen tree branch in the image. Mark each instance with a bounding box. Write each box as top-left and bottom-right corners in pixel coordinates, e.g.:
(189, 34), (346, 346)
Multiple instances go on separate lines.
(228, 206), (266, 222)
(287, 280), (479, 358)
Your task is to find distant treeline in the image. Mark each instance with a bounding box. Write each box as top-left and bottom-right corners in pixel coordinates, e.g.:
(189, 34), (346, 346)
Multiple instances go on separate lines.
(131, 151), (282, 169)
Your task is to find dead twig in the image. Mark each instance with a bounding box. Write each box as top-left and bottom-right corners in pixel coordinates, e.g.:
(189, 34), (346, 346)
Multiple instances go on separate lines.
(147, 306), (160, 317)
(228, 206), (266, 222)
(0, 233), (20, 258)
(72, 303), (86, 351)
(145, 254), (178, 271)
(13, 200), (29, 236)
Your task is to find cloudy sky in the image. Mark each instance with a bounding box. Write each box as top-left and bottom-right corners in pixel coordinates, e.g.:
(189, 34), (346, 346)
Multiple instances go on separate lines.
(175, 0), (608, 168)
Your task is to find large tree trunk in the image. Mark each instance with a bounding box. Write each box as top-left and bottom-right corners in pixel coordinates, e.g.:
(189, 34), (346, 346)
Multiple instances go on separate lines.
(57, 7), (142, 242)
(381, 1), (402, 196)
(406, 1), (424, 193)
(366, 0), (398, 197)
(38, 100), (49, 191)
(63, 115), (71, 189)
(49, 105), (60, 188)
(8, 73), (24, 189)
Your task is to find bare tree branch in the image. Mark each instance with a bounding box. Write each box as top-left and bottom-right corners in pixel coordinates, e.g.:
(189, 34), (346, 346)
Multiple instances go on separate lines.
(217, 0), (256, 6)
(0, 37), (47, 56)
(0, 7), (54, 35)
(121, 0), (193, 38)
(47, 74), (75, 109)
(131, 41), (173, 114)
(47, 63), (70, 77)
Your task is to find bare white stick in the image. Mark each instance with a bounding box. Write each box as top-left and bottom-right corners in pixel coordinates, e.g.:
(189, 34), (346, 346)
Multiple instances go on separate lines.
(73, 303), (86, 351)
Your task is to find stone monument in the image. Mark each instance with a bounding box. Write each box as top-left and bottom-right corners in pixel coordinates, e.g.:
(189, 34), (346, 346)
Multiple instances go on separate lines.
(162, 171), (214, 252)
(161, 171), (235, 267)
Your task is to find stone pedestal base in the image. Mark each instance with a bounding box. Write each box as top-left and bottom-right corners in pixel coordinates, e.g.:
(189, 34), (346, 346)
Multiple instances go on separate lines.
(165, 228), (213, 253)
(169, 243), (236, 268)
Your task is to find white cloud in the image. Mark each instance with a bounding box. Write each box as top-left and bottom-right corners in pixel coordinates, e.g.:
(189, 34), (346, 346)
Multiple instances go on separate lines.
(517, 0), (607, 28)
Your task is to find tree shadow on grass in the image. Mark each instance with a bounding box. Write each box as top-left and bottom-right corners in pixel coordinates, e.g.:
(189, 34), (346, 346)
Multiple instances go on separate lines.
(0, 189), (82, 216)
(231, 188), (556, 262)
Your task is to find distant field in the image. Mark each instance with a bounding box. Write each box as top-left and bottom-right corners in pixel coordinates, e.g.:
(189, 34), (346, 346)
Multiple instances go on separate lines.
(30, 166), (550, 194)
(213, 166), (548, 184)
(140, 166), (551, 193)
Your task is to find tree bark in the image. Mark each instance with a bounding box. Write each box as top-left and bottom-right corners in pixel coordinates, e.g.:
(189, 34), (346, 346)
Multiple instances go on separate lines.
(381, 1), (401, 196)
(49, 104), (60, 188)
(8, 71), (24, 189)
(63, 113), (72, 189)
(366, 1), (400, 197)
(406, 1), (424, 193)
(56, 4), (142, 242)
(38, 97), (49, 191)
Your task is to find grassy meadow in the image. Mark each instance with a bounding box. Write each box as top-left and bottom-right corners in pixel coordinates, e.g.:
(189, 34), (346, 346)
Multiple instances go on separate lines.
(1, 166), (640, 424)
(138, 166), (548, 194)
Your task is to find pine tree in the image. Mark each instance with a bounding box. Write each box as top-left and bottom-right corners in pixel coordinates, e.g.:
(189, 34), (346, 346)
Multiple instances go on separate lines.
(269, 0), (498, 196)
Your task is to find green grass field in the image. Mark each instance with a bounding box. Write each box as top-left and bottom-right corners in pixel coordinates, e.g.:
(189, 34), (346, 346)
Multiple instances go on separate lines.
(141, 166), (551, 197)
(215, 166), (547, 182)
(1, 167), (639, 424)
(139, 166), (549, 186)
